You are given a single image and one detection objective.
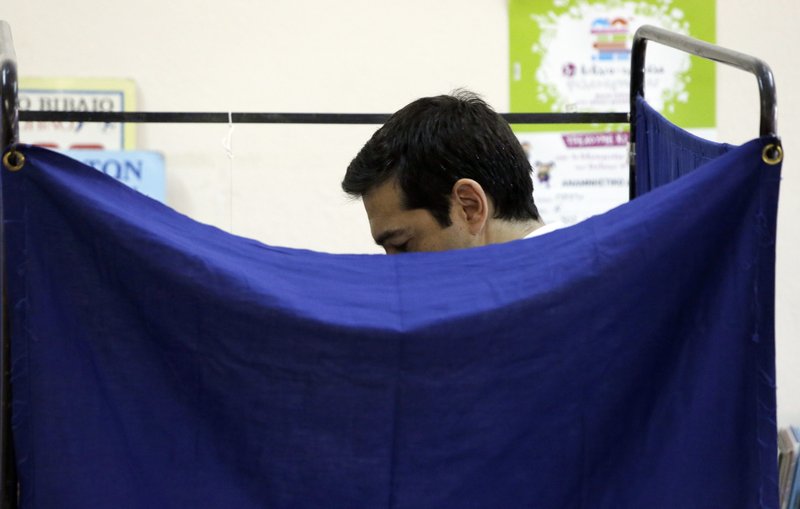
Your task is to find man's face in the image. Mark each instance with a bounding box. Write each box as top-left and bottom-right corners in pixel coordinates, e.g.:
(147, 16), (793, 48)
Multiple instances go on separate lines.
(363, 179), (476, 255)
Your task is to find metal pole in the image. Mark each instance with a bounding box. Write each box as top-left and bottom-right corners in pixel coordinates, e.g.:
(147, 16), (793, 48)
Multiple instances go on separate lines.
(0, 19), (18, 509)
(18, 110), (629, 125)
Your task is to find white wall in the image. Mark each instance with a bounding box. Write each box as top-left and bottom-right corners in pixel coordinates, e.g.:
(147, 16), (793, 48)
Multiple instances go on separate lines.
(717, 0), (800, 428)
(0, 0), (797, 425)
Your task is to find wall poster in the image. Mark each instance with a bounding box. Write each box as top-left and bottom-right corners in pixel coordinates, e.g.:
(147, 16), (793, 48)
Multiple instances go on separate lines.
(20, 77), (138, 150)
(19, 78), (166, 201)
(510, 0), (716, 225)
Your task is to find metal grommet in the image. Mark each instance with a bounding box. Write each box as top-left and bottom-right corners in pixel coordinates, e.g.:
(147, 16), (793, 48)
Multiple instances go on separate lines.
(762, 143), (783, 166)
(2, 149), (25, 172)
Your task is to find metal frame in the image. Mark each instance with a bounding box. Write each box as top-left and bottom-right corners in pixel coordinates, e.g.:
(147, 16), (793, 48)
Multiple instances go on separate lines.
(629, 24), (779, 199)
(0, 20), (781, 509)
(17, 110), (629, 125)
(0, 19), (16, 509)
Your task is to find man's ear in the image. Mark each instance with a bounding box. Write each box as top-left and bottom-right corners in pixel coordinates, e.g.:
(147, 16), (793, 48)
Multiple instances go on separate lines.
(450, 178), (489, 234)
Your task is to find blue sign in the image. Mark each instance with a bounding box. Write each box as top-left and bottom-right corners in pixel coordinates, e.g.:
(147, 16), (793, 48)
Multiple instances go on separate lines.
(62, 150), (166, 203)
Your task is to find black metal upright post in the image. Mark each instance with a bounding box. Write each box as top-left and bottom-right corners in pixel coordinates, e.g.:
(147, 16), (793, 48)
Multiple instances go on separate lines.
(628, 33), (647, 201)
(0, 19), (18, 509)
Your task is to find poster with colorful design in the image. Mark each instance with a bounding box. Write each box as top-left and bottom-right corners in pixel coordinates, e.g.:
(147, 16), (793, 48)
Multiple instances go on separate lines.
(509, 0), (716, 225)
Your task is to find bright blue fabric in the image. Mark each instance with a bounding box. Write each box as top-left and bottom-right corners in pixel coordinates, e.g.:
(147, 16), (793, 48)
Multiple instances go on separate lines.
(2, 113), (781, 508)
(635, 96), (736, 196)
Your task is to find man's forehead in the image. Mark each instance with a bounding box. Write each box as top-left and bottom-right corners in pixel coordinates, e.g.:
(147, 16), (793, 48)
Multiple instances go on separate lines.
(363, 179), (408, 242)
(364, 180), (402, 221)
(364, 178), (403, 212)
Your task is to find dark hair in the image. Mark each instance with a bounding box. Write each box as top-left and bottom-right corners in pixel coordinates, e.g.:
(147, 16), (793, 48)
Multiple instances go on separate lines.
(342, 90), (540, 226)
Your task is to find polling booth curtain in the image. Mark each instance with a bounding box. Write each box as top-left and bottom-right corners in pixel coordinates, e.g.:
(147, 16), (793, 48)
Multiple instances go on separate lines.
(1, 107), (782, 508)
(635, 96), (736, 196)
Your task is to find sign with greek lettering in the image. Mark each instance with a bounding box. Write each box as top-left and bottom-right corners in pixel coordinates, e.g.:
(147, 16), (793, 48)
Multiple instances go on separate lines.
(63, 151), (165, 203)
(509, 0), (716, 225)
(20, 78), (137, 150)
(521, 132), (630, 225)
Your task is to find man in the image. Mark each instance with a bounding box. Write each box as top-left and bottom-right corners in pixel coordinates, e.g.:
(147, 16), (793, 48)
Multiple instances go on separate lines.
(342, 90), (560, 255)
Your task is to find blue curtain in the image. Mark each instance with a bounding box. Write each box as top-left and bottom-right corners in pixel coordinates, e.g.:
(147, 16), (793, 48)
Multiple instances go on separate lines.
(635, 96), (736, 195)
(1, 107), (781, 508)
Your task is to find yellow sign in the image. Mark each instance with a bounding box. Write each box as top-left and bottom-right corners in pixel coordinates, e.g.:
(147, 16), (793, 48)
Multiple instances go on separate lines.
(19, 77), (137, 150)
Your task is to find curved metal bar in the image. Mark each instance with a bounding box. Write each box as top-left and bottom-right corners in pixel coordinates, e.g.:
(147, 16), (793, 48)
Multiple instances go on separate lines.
(0, 19), (17, 509)
(629, 24), (779, 199)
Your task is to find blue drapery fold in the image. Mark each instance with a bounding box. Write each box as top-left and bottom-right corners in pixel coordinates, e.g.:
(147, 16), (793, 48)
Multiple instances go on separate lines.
(635, 96), (736, 196)
(1, 105), (781, 508)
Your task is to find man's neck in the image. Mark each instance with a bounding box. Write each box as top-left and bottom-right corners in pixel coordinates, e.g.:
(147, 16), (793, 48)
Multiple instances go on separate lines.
(484, 218), (545, 245)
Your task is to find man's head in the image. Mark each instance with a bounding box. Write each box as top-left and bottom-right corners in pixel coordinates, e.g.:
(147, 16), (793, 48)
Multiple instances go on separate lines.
(342, 90), (540, 254)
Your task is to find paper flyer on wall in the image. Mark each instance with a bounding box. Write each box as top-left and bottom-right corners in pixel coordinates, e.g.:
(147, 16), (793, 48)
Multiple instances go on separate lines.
(509, 0), (716, 225)
(19, 77), (137, 150)
(62, 150), (166, 203)
(18, 78), (168, 202)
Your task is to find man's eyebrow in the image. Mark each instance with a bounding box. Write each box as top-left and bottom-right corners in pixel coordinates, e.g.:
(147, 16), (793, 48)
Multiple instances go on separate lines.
(375, 229), (407, 247)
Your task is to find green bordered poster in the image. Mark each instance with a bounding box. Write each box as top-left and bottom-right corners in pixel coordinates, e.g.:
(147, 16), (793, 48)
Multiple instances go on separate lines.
(509, 0), (716, 225)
